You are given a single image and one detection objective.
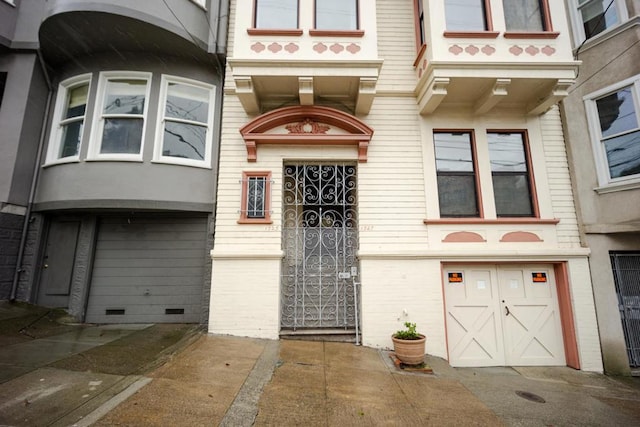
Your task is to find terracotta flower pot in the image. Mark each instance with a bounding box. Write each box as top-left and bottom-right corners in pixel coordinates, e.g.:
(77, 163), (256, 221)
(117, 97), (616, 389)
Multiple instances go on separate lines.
(392, 334), (426, 365)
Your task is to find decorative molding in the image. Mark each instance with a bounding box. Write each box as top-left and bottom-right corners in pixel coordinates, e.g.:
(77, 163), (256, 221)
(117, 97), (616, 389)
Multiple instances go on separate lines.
(285, 118), (330, 134)
(312, 42), (361, 55)
(504, 32), (559, 39)
(309, 30), (364, 37)
(247, 29), (303, 36)
(500, 231), (543, 242)
(443, 231), (486, 243)
(424, 218), (560, 225)
(443, 31), (500, 39)
(449, 44), (497, 56)
(239, 106), (374, 163)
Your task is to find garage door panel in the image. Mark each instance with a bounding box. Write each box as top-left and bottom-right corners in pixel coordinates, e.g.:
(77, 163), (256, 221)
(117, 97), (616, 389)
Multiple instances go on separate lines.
(90, 276), (204, 288)
(445, 264), (565, 367)
(96, 240), (206, 251)
(95, 249), (206, 260)
(93, 257), (205, 269)
(92, 266), (203, 278)
(86, 216), (207, 323)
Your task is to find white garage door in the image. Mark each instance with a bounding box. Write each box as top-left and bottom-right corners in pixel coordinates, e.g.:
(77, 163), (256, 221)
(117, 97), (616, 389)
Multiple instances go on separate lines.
(444, 264), (566, 367)
(85, 216), (208, 323)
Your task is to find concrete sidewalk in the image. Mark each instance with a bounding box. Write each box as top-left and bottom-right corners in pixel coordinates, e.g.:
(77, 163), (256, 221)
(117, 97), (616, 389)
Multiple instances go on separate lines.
(1, 301), (640, 426)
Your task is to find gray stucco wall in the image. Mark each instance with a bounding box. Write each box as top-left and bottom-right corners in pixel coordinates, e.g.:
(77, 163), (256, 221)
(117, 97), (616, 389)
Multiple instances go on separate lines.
(0, 0), (18, 47)
(0, 212), (22, 299)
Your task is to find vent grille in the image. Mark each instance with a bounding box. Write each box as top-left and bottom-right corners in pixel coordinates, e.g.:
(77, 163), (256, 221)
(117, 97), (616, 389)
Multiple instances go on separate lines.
(105, 309), (125, 315)
(165, 308), (185, 315)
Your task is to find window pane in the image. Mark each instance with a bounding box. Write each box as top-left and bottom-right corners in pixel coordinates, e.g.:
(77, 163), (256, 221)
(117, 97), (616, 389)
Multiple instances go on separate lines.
(166, 83), (209, 123)
(492, 174), (533, 216)
(59, 121), (83, 158)
(488, 133), (527, 172)
(162, 122), (206, 160)
(597, 88), (638, 137)
(247, 177), (266, 218)
(445, 0), (486, 31)
(103, 79), (146, 115)
(503, 0), (543, 31)
(437, 175), (479, 216)
(100, 118), (143, 154)
(64, 84), (88, 119)
(605, 130), (640, 178)
(435, 132), (474, 172)
(256, 0), (297, 29)
(580, 0), (619, 38)
(316, 0), (357, 30)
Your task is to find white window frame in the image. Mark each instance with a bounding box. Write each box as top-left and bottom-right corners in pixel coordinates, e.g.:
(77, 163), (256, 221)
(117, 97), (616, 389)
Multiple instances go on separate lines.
(153, 75), (215, 168)
(45, 74), (92, 165)
(87, 71), (151, 162)
(567, 0), (628, 45)
(584, 75), (640, 191)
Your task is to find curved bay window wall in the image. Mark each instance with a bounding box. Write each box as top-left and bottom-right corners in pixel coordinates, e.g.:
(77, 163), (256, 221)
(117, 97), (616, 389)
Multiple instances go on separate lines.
(46, 72), (216, 169)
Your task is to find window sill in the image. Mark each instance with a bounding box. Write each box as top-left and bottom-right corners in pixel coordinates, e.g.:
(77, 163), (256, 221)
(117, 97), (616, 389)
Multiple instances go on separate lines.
(247, 28), (303, 36)
(443, 31), (499, 39)
(237, 218), (273, 224)
(43, 158), (80, 167)
(309, 30), (364, 37)
(504, 31), (559, 39)
(424, 218), (559, 225)
(85, 156), (143, 162)
(151, 159), (211, 169)
(594, 179), (640, 194)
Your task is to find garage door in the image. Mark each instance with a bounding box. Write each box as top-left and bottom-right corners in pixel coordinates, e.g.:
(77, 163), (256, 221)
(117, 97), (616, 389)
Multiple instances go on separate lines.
(444, 264), (565, 367)
(85, 216), (208, 323)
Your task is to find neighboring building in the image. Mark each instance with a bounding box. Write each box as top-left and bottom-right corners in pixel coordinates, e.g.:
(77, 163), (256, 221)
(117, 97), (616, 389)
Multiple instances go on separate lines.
(210, 0), (604, 371)
(561, 0), (640, 375)
(0, 0), (228, 324)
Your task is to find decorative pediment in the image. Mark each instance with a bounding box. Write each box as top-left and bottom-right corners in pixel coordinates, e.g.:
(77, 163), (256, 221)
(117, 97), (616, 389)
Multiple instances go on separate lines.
(240, 106), (374, 162)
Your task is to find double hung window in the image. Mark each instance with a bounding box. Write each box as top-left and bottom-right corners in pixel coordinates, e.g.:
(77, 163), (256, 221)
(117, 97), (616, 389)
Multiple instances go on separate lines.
(502, 0), (549, 32)
(434, 132), (480, 217)
(155, 76), (215, 167)
(254, 0), (298, 29)
(586, 77), (640, 186)
(315, 0), (358, 30)
(46, 75), (91, 163)
(90, 72), (151, 160)
(239, 171), (272, 223)
(488, 132), (535, 217)
(444, 0), (488, 32)
(572, 0), (626, 42)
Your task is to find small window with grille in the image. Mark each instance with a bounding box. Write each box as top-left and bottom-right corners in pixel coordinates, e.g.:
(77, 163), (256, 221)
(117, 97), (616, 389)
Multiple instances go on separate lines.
(239, 171), (272, 223)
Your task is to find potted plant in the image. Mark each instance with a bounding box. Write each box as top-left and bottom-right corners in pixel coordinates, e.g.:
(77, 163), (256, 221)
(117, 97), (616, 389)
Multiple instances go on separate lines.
(392, 322), (426, 365)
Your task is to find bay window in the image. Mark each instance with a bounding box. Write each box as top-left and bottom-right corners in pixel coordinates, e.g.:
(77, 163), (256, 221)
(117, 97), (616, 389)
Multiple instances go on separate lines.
(155, 76), (215, 167)
(46, 74), (91, 163)
(254, 0), (298, 29)
(444, 0), (489, 32)
(503, 0), (552, 32)
(315, 0), (358, 30)
(90, 72), (151, 160)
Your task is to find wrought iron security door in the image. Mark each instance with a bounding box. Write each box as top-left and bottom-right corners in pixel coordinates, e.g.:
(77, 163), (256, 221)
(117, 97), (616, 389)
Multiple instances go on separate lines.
(611, 252), (640, 367)
(281, 164), (359, 333)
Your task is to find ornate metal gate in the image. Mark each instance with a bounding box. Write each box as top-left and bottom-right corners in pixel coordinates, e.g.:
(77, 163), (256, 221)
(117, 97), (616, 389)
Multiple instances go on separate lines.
(281, 164), (359, 334)
(611, 252), (640, 367)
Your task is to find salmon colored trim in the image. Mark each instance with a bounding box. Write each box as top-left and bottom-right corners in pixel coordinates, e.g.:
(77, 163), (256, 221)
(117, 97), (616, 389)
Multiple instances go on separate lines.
(240, 106), (374, 163)
(503, 32), (560, 39)
(541, 0), (553, 31)
(247, 28), (304, 36)
(413, 43), (427, 67)
(443, 231), (486, 242)
(555, 263), (580, 369)
(238, 171), (273, 224)
(413, 0), (424, 52)
(484, 0), (494, 31)
(443, 31), (500, 38)
(499, 231), (542, 242)
(308, 30), (364, 37)
(424, 218), (559, 225)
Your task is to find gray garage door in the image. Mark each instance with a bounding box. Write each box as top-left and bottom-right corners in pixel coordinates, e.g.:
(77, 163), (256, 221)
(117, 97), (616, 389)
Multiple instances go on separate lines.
(85, 216), (208, 323)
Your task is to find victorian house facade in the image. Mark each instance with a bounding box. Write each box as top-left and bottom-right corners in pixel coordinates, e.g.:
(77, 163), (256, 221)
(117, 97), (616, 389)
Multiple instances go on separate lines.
(561, 0), (640, 375)
(0, 0), (228, 324)
(210, 0), (604, 371)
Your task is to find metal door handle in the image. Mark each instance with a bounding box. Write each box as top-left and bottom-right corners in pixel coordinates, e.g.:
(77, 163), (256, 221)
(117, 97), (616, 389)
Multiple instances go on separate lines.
(505, 306), (510, 316)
